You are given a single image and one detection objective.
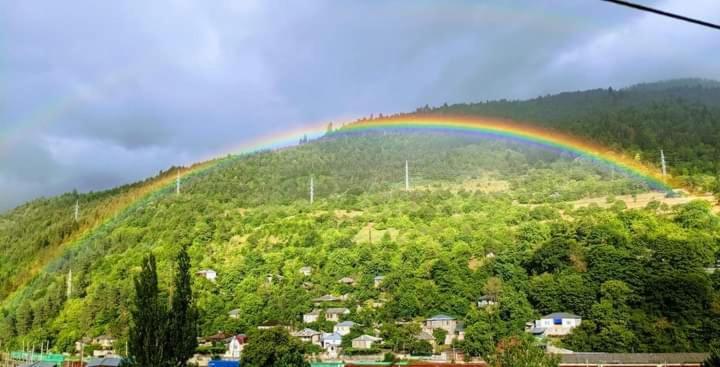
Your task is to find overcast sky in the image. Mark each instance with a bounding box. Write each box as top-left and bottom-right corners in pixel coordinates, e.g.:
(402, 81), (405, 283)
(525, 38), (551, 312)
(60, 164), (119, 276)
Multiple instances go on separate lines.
(1, 0), (718, 211)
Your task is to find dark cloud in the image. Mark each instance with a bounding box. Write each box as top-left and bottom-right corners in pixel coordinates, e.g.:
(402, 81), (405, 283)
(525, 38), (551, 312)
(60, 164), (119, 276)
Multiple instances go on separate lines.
(0, 0), (718, 210)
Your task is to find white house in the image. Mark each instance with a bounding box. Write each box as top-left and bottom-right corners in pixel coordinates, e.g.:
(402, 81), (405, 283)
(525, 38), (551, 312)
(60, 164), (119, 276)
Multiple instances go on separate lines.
(228, 309), (240, 319)
(321, 332), (343, 357)
(300, 266), (313, 277)
(196, 269), (217, 282)
(334, 320), (357, 336)
(303, 309), (321, 323)
(528, 312), (582, 337)
(225, 334), (247, 359)
(292, 328), (322, 345)
(352, 335), (382, 349)
(325, 307), (350, 322)
(373, 275), (385, 288)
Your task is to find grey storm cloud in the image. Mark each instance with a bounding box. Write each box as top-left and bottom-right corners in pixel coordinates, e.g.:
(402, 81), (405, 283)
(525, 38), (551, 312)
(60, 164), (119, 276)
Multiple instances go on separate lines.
(0, 0), (719, 211)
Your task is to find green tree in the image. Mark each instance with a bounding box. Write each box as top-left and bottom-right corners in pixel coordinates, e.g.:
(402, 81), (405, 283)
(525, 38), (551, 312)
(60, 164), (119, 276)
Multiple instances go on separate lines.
(129, 254), (168, 367)
(167, 245), (198, 367)
(433, 328), (448, 346)
(704, 347), (720, 367)
(241, 328), (309, 367)
(463, 319), (495, 357)
(488, 336), (558, 367)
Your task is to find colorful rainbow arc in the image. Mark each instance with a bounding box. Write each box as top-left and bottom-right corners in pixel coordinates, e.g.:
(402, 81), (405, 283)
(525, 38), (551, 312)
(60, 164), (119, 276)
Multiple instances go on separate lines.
(4, 115), (674, 306)
(334, 116), (673, 191)
(213, 115), (673, 192)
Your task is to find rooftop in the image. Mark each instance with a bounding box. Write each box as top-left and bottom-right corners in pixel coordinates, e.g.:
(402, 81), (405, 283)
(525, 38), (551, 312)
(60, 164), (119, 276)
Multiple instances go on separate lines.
(560, 353), (709, 365)
(542, 312), (581, 320)
(322, 332), (343, 341)
(336, 321), (358, 327)
(326, 307), (350, 314)
(427, 314), (456, 321)
(87, 358), (124, 367)
(293, 328), (321, 337)
(353, 334), (382, 342)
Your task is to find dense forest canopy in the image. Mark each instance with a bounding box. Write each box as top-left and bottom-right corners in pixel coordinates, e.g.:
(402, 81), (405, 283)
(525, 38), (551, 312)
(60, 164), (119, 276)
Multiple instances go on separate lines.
(1, 79), (719, 357)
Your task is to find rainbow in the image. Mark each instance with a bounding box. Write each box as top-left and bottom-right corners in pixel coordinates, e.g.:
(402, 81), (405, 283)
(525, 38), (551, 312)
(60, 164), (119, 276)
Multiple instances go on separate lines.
(217, 115), (673, 192)
(3, 114), (675, 307)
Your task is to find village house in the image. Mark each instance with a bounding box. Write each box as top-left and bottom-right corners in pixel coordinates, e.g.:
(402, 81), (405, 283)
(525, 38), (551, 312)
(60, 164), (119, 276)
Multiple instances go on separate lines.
(92, 335), (115, 349)
(423, 314), (462, 345)
(225, 334), (247, 359)
(292, 328), (322, 345)
(527, 312), (582, 337)
(321, 332), (343, 357)
(196, 269), (217, 282)
(325, 307), (350, 322)
(303, 309), (321, 323)
(352, 335), (382, 350)
(373, 275), (385, 288)
(334, 320), (357, 336)
(477, 295), (498, 308)
(300, 266), (313, 277)
(228, 309), (240, 319)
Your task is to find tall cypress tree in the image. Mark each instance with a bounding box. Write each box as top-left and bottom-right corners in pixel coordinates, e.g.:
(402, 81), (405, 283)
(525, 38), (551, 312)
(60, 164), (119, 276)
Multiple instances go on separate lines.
(168, 245), (198, 367)
(129, 254), (168, 366)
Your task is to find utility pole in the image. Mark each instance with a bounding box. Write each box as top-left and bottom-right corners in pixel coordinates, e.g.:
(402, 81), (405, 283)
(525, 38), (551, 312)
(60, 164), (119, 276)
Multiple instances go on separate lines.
(405, 160), (410, 191)
(660, 149), (667, 177)
(309, 176), (314, 204)
(74, 200), (79, 222)
(66, 270), (72, 299)
(176, 170), (181, 196)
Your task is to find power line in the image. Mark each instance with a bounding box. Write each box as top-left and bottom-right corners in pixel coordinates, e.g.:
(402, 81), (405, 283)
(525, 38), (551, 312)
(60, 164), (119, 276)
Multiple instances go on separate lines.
(601, 0), (720, 30)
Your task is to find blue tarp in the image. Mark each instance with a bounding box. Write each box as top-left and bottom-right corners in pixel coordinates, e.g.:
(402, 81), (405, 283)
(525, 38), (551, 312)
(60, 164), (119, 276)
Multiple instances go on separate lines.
(208, 360), (240, 367)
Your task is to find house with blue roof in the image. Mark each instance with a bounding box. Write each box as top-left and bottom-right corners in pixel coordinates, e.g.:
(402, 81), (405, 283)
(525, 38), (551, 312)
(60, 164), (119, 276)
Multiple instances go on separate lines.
(527, 312), (582, 337)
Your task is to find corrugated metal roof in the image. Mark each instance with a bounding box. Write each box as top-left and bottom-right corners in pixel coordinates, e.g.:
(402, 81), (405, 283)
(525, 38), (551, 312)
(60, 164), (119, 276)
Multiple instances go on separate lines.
(560, 353), (708, 364)
(427, 314), (455, 321)
(541, 312), (581, 319)
(86, 357), (123, 367)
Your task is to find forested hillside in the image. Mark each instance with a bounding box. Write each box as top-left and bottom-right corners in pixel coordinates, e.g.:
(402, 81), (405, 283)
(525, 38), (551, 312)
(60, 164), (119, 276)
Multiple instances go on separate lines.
(394, 78), (720, 187)
(1, 80), (719, 358)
